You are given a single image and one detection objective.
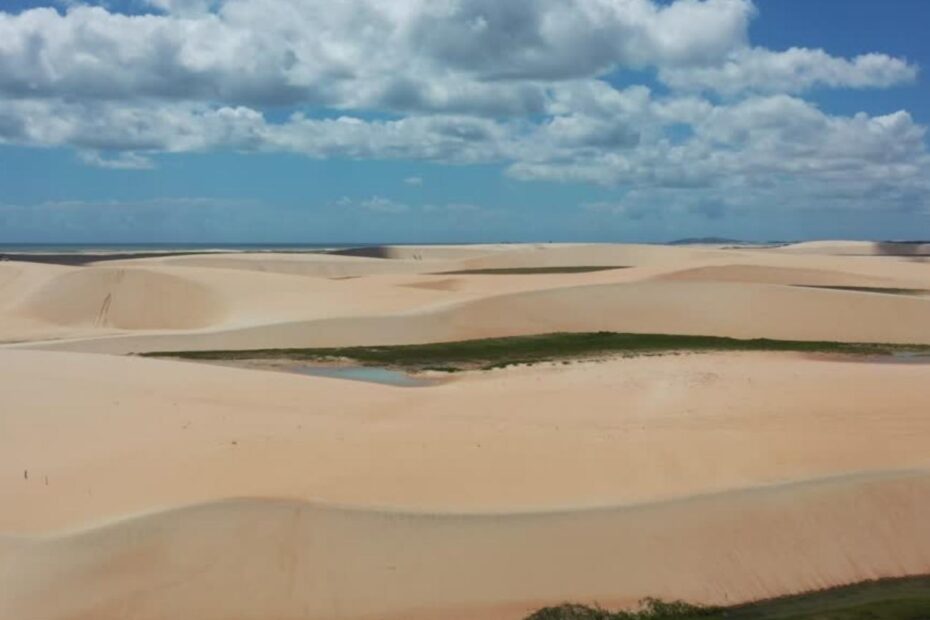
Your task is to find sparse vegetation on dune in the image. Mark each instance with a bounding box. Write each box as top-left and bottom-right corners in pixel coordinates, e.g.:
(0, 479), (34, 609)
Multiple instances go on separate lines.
(434, 266), (631, 275)
(142, 331), (930, 372)
(793, 285), (930, 296)
(527, 576), (930, 620)
(527, 598), (720, 620)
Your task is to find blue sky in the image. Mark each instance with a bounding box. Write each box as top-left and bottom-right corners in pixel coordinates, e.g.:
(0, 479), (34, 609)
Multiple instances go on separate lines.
(1, 0), (928, 243)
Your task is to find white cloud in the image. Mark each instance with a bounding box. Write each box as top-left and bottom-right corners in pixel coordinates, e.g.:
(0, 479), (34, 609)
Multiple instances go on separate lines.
(421, 202), (483, 214)
(357, 196), (410, 214)
(338, 196), (488, 218)
(404, 176), (424, 186)
(0, 0), (754, 111)
(0, 0), (926, 217)
(584, 201), (652, 220)
(144, 0), (219, 15)
(510, 91), (930, 212)
(77, 150), (155, 169)
(660, 47), (918, 95)
(4, 86), (927, 215)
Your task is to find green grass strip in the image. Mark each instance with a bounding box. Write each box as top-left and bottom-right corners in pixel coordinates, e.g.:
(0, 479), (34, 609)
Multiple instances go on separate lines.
(793, 285), (929, 296)
(525, 576), (930, 620)
(143, 331), (930, 372)
(434, 266), (630, 275)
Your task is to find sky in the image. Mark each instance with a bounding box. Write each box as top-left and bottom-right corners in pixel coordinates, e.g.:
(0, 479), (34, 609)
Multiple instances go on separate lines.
(0, 0), (929, 243)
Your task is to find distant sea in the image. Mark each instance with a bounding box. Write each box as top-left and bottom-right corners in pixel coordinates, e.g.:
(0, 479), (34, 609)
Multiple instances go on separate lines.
(0, 242), (364, 254)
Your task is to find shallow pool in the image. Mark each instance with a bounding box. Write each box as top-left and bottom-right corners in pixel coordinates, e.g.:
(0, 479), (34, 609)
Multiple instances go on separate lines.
(291, 364), (438, 387)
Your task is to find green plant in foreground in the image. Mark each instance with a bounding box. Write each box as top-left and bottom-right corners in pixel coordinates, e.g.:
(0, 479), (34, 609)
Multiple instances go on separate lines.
(524, 577), (930, 620)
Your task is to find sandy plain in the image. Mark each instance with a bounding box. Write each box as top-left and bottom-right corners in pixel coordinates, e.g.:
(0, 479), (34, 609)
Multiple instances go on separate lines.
(2, 241), (930, 620)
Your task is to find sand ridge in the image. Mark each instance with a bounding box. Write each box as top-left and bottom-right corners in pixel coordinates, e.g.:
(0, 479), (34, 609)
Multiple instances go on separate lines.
(3, 470), (930, 620)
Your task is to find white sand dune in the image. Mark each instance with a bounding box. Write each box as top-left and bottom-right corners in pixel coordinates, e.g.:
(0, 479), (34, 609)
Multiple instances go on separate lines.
(19, 277), (930, 354)
(451, 242), (730, 270)
(103, 244), (518, 277)
(4, 349), (930, 532)
(5, 242), (930, 353)
(657, 263), (929, 289)
(124, 252), (455, 278)
(17, 266), (227, 329)
(3, 243), (930, 619)
(3, 471), (930, 620)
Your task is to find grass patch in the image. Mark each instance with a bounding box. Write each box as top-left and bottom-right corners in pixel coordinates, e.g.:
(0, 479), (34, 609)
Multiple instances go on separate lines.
(526, 576), (930, 620)
(434, 266), (630, 275)
(794, 285), (929, 296)
(142, 332), (930, 372)
(527, 598), (720, 620)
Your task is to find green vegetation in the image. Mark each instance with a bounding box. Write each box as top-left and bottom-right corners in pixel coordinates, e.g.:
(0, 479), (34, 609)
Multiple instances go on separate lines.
(527, 598), (720, 620)
(527, 576), (930, 620)
(142, 331), (930, 372)
(435, 266), (630, 275)
(793, 285), (929, 296)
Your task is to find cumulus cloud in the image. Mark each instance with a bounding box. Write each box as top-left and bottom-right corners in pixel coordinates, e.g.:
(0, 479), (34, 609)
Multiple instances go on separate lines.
(337, 196), (488, 218)
(77, 150), (155, 169)
(0, 1), (754, 108)
(660, 47), (918, 95)
(144, 0), (219, 15)
(584, 201), (652, 220)
(0, 0), (926, 216)
(510, 91), (930, 212)
(357, 196), (411, 214)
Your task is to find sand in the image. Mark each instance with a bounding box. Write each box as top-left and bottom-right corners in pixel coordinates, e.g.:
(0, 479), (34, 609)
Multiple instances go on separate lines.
(2, 242), (930, 619)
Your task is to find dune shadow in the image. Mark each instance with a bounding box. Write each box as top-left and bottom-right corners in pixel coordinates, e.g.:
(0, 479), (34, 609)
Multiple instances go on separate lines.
(326, 246), (397, 259)
(874, 241), (930, 262)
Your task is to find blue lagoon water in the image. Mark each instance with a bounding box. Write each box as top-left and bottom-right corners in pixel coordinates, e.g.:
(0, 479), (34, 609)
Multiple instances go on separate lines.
(291, 365), (438, 387)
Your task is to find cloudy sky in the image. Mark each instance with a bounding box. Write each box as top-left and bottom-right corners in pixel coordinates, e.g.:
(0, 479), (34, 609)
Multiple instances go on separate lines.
(1, 0), (928, 243)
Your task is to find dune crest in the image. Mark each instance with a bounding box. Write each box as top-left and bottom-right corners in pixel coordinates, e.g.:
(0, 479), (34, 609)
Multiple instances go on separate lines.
(3, 471), (930, 620)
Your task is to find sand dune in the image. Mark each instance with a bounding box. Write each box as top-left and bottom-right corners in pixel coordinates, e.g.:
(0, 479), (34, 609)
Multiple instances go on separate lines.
(16, 266), (226, 330)
(5, 349), (930, 532)
(0, 261), (72, 309)
(453, 242), (728, 270)
(5, 242), (930, 353)
(128, 252), (454, 278)
(21, 277), (930, 354)
(657, 263), (928, 289)
(3, 471), (930, 620)
(3, 243), (930, 619)
(106, 243), (726, 278)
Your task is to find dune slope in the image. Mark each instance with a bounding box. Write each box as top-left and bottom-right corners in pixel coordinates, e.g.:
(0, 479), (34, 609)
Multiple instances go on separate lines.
(3, 471), (930, 620)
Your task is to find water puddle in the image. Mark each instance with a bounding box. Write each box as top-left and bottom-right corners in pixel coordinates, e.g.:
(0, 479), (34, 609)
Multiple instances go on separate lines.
(290, 364), (439, 387)
(812, 351), (930, 365)
(873, 351), (930, 364)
